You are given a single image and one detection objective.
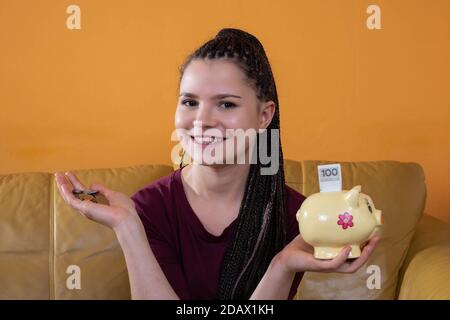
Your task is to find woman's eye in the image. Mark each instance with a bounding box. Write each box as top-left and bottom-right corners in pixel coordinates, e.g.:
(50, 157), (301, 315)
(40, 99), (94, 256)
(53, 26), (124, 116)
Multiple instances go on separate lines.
(181, 99), (198, 107)
(220, 101), (237, 109)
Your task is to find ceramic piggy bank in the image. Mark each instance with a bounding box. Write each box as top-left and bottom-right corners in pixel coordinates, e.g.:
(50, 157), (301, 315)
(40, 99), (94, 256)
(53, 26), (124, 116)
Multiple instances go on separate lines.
(296, 185), (382, 259)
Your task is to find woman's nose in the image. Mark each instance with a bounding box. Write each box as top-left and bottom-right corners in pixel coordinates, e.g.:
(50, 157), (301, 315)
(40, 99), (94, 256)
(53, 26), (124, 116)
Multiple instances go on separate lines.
(194, 105), (216, 128)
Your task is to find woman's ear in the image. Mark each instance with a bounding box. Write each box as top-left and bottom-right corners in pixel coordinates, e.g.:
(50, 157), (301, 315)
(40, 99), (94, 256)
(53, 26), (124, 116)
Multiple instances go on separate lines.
(259, 100), (276, 129)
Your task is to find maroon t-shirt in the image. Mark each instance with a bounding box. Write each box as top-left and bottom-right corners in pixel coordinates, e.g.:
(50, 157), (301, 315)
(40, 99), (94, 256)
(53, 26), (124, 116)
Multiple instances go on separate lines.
(131, 167), (306, 300)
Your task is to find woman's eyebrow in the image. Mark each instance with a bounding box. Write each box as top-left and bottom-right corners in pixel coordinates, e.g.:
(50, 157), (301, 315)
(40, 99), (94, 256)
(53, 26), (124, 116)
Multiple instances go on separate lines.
(179, 92), (242, 99)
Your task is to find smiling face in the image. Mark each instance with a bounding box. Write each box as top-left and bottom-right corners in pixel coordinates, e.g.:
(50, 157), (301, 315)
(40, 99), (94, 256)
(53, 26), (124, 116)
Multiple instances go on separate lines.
(175, 58), (275, 166)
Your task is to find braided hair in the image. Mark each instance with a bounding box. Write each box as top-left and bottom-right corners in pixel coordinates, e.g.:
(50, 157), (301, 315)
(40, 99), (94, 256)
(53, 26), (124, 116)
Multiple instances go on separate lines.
(178, 28), (287, 300)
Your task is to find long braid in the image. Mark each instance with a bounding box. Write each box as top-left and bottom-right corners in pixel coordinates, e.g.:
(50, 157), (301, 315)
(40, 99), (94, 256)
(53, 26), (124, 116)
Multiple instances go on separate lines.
(179, 28), (287, 300)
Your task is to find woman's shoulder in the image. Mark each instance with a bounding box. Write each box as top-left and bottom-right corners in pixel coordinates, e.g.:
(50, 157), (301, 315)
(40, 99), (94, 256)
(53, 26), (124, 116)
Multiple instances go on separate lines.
(130, 169), (183, 220)
(284, 184), (306, 212)
(133, 167), (186, 196)
(131, 170), (177, 201)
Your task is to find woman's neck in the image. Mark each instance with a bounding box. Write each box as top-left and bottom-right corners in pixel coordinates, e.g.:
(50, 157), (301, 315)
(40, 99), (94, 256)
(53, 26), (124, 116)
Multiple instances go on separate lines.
(181, 163), (251, 202)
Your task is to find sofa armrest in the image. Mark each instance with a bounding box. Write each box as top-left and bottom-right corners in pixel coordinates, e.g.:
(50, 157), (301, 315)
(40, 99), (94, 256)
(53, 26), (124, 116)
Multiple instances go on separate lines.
(397, 214), (450, 299)
(398, 245), (450, 299)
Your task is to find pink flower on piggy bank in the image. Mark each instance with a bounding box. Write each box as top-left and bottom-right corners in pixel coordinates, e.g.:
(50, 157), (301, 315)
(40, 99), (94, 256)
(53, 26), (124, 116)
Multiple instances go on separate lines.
(337, 212), (354, 229)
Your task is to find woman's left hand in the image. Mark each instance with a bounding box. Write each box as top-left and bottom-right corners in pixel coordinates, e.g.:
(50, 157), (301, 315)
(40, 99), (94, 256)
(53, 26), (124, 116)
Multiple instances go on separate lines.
(276, 234), (380, 274)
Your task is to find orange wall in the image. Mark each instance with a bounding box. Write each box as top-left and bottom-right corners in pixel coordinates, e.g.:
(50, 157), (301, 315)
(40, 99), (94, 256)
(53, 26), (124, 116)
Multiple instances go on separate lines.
(1, 0), (449, 223)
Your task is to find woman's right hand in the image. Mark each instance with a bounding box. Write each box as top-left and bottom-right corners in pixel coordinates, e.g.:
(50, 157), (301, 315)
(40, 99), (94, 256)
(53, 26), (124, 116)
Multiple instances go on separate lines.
(54, 171), (138, 229)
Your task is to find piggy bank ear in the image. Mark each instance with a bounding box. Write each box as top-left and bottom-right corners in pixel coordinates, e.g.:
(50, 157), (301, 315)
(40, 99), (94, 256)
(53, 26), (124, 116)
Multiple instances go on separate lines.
(344, 185), (362, 207)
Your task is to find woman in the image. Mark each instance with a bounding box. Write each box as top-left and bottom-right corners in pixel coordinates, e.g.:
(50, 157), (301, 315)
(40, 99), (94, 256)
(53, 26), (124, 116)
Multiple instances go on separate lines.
(55, 28), (379, 300)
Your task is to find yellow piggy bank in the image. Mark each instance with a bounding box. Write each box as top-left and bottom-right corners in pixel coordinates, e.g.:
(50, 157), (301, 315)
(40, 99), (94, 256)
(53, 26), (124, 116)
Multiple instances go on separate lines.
(296, 185), (383, 260)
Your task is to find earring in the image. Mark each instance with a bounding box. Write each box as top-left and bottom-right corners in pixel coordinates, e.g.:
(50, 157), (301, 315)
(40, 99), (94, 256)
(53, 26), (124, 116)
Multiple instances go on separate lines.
(179, 149), (186, 169)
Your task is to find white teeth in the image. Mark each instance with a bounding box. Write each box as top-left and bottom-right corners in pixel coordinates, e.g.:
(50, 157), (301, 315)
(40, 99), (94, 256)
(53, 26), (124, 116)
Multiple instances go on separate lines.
(193, 136), (224, 144)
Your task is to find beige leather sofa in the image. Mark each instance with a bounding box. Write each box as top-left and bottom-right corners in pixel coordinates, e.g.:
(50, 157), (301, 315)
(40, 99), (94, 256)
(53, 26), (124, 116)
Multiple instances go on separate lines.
(1, 160), (449, 299)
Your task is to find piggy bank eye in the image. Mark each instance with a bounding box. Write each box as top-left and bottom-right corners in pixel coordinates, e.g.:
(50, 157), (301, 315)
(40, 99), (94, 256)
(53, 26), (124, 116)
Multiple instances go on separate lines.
(365, 199), (373, 213)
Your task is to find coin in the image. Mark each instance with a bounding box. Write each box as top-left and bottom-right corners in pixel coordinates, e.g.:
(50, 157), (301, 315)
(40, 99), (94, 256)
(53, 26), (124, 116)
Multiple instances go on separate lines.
(91, 193), (109, 205)
(84, 189), (99, 195)
(72, 189), (84, 195)
(78, 194), (94, 201)
(71, 188), (109, 205)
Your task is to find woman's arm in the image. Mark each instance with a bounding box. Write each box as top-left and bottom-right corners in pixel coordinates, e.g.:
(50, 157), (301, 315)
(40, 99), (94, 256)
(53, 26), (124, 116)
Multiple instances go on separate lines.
(249, 254), (296, 300)
(114, 213), (180, 300)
